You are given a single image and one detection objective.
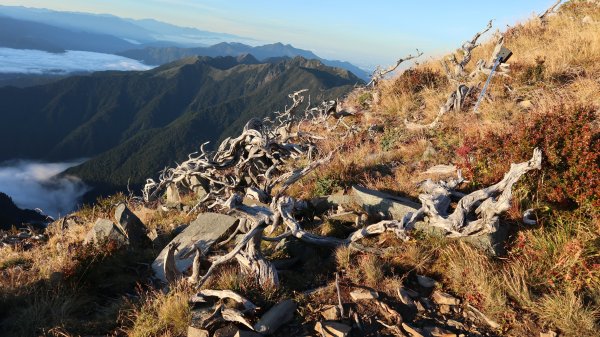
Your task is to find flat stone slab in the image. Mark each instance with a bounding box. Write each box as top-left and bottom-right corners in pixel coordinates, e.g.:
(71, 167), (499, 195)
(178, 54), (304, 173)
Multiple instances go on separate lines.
(152, 212), (238, 282)
(352, 185), (420, 220)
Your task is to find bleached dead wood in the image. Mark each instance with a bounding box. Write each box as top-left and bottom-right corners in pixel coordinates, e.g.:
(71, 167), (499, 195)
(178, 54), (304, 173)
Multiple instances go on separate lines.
(367, 50), (423, 87)
(413, 148), (542, 237)
(164, 242), (182, 283)
(190, 289), (257, 312)
(539, 0), (562, 22)
(406, 20), (497, 130)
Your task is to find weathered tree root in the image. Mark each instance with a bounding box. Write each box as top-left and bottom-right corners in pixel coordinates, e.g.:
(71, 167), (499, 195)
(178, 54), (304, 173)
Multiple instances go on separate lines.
(415, 148), (542, 237)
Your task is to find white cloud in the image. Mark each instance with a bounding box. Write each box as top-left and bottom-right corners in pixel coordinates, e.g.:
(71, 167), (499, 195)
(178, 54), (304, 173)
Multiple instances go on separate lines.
(0, 48), (153, 74)
(0, 160), (89, 218)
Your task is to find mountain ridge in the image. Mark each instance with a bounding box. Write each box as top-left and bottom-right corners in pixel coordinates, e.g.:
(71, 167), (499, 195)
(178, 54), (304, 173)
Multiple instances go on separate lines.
(0, 55), (361, 197)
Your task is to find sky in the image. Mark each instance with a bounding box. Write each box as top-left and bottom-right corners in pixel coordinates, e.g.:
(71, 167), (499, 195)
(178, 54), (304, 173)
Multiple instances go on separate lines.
(0, 0), (554, 68)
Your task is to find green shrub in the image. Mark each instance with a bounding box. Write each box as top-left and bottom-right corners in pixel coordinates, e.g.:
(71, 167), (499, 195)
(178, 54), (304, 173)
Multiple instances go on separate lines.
(314, 176), (339, 196)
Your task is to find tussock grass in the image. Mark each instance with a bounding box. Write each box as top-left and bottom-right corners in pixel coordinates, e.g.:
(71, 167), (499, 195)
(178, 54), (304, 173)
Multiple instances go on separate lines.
(125, 282), (194, 337)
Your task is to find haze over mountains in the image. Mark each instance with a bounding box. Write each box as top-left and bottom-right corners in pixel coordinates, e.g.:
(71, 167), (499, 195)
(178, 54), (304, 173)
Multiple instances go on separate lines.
(0, 5), (370, 84)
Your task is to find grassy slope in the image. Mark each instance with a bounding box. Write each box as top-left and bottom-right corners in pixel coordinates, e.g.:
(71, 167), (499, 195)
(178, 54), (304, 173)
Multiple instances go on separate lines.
(0, 2), (598, 336)
(290, 2), (599, 336)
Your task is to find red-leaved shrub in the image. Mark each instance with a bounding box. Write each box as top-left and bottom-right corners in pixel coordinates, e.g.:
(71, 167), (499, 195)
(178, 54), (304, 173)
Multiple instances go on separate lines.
(458, 102), (599, 207)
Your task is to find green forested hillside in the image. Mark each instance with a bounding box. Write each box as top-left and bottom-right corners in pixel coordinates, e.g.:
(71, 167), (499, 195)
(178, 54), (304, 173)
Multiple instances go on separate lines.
(0, 55), (360, 194)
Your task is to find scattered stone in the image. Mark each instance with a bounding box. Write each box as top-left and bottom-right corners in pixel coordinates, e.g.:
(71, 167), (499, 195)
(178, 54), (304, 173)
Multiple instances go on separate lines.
(254, 299), (296, 335)
(518, 100), (533, 109)
(466, 304), (500, 329)
(439, 304), (450, 314)
(188, 175), (209, 199)
(422, 164), (458, 176)
(166, 183), (182, 205)
(424, 326), (457, 337)
(187, 326), (209, 337)
(83, 219), (128, 246)
(540, 331), (557, 337)
(416, 275), (436, 288)
(114, 203), (151, 247)
(352, 185), (420, 220)
(310, 194), (356, 214)
(350, 288), (379, 301)
(398, 287), (418, 307)
(432, 291), (460, 305)
(152, 212), (238, 282)
(315, 321), (352, 337)
(213, 325), (239, 337)
(446, 319), (465, 329)
(402, 323), (426, 337)
(320, 305), (341, 320)
(582, 15), (595, 24)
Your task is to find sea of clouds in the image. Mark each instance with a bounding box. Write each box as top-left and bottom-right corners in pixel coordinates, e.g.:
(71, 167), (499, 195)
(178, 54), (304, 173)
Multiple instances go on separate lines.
(0, 160), (89, 219)
(0, 47), (153, 74)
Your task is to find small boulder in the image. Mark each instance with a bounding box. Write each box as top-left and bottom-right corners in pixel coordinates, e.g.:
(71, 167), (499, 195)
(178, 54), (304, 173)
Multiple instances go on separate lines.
(352, 185), (420, 220)
(432, 291), (460, 306)
(114, 203), (150, 247)
(320, 305), (341, 320)
(254, 299), (296, 335)
(152, 213), (238, 282)
(165, 183), (182, 207)
(84, 219), (128, 246)
(314, 321), (352, 337)
(349, 288), (379, 301)
(416, 275), (436, 288)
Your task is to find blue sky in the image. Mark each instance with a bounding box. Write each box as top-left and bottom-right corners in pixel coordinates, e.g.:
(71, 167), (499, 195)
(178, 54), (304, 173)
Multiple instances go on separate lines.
(1, 0), (554, 68)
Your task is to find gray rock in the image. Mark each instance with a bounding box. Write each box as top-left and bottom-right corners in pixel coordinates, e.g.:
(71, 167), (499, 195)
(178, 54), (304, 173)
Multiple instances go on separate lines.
(320, 305), (341, 320)
(413, 221), (509, 256)
(84, 219), (128, 246)
(166, 183), (182, 206)
(432, 291), (460, 305)
(416, 275), (437, 288)
(315, 321), (352, 337)
(152, 212), (238, 282)
(254, 299), (296, 335)
(188, 175), (209, 199)
(114, 203), (150, 247)
(309, 194), (356, 214)
(350, 288), (379, 301)
(352, 185), (420, 220)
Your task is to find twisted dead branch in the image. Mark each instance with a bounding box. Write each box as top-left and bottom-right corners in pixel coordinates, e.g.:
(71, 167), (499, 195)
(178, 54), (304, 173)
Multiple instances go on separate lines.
(367, 50), (424, 87)
(406, 20), (506, 131)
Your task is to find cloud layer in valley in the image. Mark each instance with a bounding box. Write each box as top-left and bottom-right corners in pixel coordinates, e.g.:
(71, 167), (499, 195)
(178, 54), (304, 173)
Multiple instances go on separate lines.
(0, 160), (89, 218)
(0, 47), (153, 74)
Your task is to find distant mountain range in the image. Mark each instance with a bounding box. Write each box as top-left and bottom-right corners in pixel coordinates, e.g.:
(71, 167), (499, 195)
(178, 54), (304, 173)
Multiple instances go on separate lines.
(0, 5), (247, 47)
(118, 43), (371, 81)
(0, 55), (362, 199)
(0, 5), (370, 82)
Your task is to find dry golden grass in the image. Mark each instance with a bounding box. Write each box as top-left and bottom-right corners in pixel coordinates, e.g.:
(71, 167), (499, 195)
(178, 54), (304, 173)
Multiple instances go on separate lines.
(125, 282), (194, 337)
